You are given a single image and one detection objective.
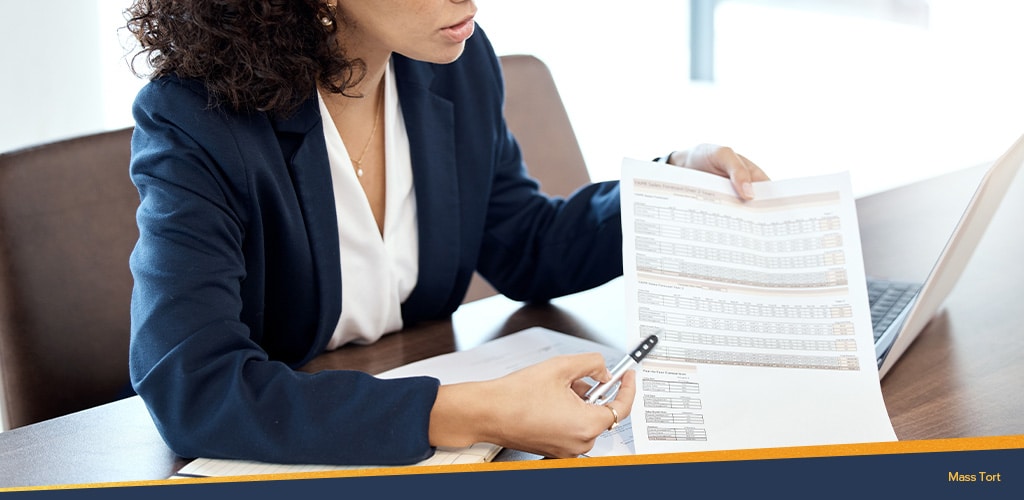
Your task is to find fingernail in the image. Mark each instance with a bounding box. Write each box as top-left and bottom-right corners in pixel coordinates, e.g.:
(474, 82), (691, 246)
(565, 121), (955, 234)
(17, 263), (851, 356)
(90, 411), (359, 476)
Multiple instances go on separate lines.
(742, 182), (754, 199)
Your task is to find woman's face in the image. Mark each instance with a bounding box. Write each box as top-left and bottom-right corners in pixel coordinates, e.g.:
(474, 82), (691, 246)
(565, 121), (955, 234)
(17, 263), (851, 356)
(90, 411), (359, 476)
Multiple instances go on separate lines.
(337, 0), (478, 65)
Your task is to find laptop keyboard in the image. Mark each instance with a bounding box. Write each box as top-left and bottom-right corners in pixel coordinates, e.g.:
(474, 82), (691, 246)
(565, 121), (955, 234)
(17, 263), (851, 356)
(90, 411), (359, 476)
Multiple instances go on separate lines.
(867, 279), (922, 341)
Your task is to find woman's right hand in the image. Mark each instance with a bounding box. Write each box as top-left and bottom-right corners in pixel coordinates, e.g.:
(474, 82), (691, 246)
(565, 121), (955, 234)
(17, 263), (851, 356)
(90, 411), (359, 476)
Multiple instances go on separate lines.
(428, 353), (637, 458)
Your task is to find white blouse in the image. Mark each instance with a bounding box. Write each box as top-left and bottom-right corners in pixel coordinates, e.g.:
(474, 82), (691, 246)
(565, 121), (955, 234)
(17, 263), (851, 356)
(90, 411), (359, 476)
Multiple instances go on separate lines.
(318, 60), (419, 349)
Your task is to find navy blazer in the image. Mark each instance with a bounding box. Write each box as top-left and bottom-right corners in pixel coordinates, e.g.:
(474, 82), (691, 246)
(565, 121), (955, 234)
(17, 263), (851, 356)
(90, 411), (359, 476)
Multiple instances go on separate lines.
(128, 29), (622, 465)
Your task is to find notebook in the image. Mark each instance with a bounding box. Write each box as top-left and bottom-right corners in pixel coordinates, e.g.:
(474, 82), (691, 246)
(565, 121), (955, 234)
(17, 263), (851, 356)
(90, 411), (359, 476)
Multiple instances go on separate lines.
(870, 133), (1024, 379)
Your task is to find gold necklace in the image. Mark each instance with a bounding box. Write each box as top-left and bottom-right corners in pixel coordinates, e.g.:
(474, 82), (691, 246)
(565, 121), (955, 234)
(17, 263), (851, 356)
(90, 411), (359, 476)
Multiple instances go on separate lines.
(351, 83), (384, 178)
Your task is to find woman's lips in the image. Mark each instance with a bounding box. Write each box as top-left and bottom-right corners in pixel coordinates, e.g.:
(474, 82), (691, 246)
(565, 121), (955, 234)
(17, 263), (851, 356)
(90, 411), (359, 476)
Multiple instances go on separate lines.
(442, 17), (475, 43)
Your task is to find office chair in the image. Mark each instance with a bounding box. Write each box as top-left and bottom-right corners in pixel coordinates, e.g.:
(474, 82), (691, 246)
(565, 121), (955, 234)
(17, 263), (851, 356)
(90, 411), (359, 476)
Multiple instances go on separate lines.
(461, 55), (592, 303)
(0, 127), (138, 430)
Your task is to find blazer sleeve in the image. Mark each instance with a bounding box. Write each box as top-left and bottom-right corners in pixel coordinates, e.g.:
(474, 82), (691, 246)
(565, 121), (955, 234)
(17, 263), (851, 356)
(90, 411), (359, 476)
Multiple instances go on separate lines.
(128, 78), (439, 465)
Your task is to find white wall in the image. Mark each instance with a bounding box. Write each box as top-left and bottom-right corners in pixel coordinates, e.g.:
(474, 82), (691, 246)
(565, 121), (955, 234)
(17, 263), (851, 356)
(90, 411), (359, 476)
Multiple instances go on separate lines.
(97, 0), (149, 131)
(476, 0), (1024, 196)
(1, 1), (106, 152)
(3, 0), (1024, 197)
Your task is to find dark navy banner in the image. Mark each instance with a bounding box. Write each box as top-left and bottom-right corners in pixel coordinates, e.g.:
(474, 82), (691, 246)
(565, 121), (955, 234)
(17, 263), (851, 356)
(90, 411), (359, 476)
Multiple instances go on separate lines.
(2, 447), (1020, 500)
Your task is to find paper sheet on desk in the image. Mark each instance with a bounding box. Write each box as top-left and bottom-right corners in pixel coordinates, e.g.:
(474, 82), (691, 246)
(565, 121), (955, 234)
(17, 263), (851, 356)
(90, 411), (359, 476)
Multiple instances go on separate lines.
(620, 158), (896, 455)
(172, 327), (632, 479)
(383, 325), (634, 458)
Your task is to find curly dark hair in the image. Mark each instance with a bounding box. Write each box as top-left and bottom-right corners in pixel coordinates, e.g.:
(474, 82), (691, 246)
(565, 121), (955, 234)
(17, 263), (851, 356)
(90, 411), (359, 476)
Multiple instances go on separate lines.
(125, 0), (364, 116)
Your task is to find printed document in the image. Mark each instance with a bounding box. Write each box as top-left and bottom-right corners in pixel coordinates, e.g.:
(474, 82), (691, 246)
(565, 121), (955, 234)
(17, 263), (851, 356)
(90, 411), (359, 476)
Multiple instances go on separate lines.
(621, 158), (896, 455)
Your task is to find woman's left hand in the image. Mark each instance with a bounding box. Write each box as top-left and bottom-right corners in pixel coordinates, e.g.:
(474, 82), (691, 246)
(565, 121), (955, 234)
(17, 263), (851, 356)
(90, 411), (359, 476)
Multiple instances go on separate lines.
(667, 144), (770, 200)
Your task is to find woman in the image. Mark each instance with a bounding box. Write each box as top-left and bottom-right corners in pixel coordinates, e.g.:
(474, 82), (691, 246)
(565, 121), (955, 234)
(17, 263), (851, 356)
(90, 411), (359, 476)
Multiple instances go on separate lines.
(125, 0), (767, 466)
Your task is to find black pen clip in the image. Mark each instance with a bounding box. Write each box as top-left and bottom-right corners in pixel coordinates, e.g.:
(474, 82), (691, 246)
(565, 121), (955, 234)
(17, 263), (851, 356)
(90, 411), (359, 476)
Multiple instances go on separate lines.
(630, 334), (659, 362)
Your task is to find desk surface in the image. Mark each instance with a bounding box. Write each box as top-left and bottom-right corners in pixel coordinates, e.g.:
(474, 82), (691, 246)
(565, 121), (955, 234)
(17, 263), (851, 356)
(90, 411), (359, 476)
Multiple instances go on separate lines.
(2, 164), (1023, 489)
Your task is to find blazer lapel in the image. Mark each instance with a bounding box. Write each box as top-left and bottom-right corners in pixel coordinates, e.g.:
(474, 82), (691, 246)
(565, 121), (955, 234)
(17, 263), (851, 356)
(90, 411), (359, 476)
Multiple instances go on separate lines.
(394, 59), (463, 321)
(271, 61), (464, 336)
(272, 98), (343, 358)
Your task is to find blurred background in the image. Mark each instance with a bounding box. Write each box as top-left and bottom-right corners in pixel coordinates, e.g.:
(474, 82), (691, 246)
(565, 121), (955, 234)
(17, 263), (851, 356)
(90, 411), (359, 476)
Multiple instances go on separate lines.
(3, 0), (1023, 197)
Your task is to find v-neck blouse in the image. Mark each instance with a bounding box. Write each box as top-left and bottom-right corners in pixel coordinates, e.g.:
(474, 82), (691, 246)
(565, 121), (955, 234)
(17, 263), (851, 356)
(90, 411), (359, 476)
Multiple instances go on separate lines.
(317, 60), (419, 349)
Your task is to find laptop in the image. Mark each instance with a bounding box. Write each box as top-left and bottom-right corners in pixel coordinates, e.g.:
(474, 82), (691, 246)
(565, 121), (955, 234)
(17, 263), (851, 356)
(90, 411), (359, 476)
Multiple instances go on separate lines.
(869, 133), (1024, 379)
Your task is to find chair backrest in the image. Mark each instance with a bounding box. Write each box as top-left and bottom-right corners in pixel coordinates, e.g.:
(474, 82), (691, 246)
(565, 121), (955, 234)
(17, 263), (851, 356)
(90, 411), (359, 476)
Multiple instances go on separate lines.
(461, 54), (592, 303)
(0, 127), (138, 430)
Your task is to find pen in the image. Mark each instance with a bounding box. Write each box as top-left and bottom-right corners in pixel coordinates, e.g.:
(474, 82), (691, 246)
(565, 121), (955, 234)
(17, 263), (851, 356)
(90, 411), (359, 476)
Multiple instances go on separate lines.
(584, 334), (659, 405)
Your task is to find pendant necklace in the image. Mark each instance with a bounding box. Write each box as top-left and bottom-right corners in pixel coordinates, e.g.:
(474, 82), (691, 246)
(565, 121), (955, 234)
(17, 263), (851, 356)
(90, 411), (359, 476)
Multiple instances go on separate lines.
(351, 83), (384, 178)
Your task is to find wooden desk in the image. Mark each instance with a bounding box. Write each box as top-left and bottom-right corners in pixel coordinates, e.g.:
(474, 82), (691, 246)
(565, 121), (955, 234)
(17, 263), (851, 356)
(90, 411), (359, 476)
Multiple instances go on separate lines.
(2, 164), (1022, 488)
